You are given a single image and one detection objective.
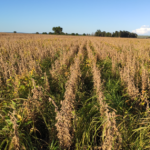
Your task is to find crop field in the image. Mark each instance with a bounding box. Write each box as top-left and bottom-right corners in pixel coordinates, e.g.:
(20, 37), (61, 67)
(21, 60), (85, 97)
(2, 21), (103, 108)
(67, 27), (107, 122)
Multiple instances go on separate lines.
(1, 33), (150, 150)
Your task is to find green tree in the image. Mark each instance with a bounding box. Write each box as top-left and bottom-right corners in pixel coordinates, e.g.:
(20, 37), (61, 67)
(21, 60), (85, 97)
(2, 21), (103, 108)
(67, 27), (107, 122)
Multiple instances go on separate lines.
(102, 31), (106, 37)
(42, 32), (47, 34)
(95, 30), (101, 36)
(36, 32), (39, 34)
(14, 31), (17, 33)
(52, 26), (63, 34)
(106, 32), (111, 37)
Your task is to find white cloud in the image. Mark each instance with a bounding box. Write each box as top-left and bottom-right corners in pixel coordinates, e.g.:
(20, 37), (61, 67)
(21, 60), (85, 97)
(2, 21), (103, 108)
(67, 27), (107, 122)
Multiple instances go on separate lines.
(132, 25), (150, 35)
(141, 25), (149, 28)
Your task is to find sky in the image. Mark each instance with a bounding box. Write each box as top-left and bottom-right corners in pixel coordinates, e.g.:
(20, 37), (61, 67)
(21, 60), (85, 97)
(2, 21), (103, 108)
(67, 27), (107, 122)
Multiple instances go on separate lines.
(0, 0), (150, 35)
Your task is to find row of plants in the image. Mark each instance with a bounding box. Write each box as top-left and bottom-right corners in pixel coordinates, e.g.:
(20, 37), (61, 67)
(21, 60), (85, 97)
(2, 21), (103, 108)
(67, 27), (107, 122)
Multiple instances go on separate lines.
(0, 36), (150, 149)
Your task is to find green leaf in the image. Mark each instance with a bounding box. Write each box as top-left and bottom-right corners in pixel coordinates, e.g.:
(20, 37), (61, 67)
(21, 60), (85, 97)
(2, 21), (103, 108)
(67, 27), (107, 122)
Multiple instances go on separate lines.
(5, 119), (13, 126)
(11, 100), (16, 107)
(0, 139), (8, 149)
(24, 121), (33, 126)
(20, 85), (26, 90)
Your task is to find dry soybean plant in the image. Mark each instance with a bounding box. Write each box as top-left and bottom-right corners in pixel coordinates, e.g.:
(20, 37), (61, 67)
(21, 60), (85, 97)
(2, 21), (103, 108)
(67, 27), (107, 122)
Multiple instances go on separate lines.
(50, 41), (85, 149)
(87, 41), (122, 149)
(0, 33), (150, 149)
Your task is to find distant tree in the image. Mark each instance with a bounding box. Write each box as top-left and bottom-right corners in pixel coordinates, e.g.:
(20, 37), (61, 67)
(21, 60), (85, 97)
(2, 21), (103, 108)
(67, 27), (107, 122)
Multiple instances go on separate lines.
(36, 32), (39, 34)
(71, 33), (75, 35)
(14, 31), (17, 33)
(115, 31), (119, 37)
(129, 32), (137, 38)
(52, 26), (63, 34)
(95, 29), (137, 38)
(101, 31), (106, 37)
(42, 32), (47, 34)
(49, 32), (53, 34)
(76, 33), (79, 35)
(106, 32), (111, 37)
(83, 33), (86, 36)
(112, 31), (119, 37)
(95, 30), (102, 36)
(61, 32), (65, 35)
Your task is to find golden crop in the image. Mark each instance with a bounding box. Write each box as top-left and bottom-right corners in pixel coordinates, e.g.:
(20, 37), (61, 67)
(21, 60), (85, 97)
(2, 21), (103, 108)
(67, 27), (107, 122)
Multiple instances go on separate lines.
(0, 33), (150, 149)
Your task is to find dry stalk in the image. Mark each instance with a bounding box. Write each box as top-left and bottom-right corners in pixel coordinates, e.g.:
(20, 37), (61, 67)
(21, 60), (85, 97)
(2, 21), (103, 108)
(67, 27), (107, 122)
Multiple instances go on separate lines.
(119, 63), (139, 100)
(50, 44), (79, 79)
(44, 72), (50, 91)
(21, 79), (44, 121)
(87, 41), (122, 150)
(51, 42), (84, 149)
(9, 110), (20, 150)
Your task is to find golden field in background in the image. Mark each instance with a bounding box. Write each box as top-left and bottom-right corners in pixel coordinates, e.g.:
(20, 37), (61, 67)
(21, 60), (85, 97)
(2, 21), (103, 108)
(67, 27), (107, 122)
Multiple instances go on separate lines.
(0, 33), (150, 149)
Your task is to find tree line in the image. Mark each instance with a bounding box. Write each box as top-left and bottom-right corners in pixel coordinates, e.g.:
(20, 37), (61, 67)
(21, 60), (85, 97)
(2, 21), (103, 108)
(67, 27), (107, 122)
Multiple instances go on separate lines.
(13, 26), (138, 38)
(35, 26), (91, 36)
(95, 30), (137, 38)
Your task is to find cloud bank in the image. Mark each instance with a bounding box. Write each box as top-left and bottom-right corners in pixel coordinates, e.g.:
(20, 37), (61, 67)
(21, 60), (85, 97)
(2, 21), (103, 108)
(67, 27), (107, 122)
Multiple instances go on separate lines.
(132, 25), (150, 35)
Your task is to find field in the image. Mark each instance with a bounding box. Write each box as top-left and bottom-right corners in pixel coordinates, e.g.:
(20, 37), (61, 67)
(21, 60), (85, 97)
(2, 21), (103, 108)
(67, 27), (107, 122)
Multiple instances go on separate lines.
(137, 35), (150, 39)
(0, 33), (150, 150)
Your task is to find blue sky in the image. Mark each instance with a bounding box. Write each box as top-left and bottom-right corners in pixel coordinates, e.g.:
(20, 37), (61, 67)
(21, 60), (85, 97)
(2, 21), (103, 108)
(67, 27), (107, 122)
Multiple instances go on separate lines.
(0, 0), (150, 35)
